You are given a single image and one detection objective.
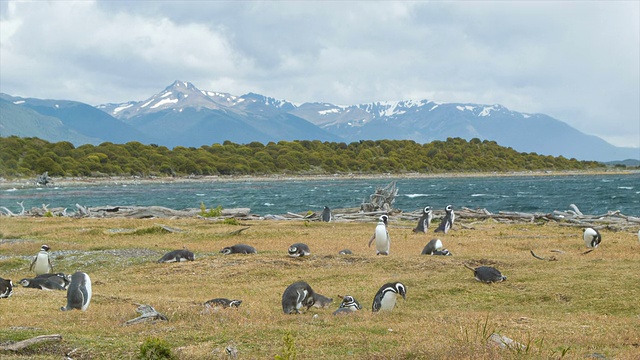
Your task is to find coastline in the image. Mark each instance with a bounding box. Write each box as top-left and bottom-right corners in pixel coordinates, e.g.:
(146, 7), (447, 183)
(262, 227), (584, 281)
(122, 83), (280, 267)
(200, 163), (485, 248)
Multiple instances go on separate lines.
(0, 169), (637, 190)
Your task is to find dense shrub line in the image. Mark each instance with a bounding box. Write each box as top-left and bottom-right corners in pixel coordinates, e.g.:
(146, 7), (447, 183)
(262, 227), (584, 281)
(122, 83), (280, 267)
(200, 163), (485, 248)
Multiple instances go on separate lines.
(0, 136), (601, 178)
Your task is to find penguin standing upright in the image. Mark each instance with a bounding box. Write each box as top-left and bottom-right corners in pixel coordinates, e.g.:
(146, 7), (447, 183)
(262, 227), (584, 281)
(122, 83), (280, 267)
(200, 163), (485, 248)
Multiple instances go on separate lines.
(368, 215), (390, 255)
(435, 205), (455, 234)
(583, 228), (602, 248)
(413, 206), (433, 233)
(30, 244), (53, 275)
(321, 206), (332, 222)
(372, 282), (406, 312)
(61, 272), (92, 311)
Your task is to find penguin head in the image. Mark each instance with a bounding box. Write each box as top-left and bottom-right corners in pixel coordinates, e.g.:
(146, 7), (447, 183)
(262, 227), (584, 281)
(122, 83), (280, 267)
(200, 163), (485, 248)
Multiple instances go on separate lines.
(229, 300), (242, 308)
(380, 215), (389, 225)
(394, 282), (407, 300)
(423, 206), (431, 214)
(445, 205), (453, 213)
(19, 279), (30, 287)
(220, 247), (232, 255)
(41, 245), (50, 252)
(287, 246), (298, 255)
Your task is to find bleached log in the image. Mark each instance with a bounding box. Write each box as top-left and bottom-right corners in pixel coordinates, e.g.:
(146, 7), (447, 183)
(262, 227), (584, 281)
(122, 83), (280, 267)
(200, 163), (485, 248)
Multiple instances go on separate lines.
(75, 203), (90, 217)
(0, 334), (62, 351)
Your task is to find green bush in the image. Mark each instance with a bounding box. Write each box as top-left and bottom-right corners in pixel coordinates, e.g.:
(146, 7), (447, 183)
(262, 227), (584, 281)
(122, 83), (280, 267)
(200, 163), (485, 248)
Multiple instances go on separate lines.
(138, 337), (175, 360)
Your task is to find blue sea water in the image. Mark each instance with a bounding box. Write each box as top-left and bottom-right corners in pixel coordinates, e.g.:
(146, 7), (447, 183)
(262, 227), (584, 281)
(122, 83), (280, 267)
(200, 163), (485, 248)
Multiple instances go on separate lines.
(1, 174), (639, 216)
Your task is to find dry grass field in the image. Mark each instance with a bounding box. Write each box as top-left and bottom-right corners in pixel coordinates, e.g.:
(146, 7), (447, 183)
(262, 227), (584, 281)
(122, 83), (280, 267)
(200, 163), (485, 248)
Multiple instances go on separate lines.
(0, 216), (639, 359)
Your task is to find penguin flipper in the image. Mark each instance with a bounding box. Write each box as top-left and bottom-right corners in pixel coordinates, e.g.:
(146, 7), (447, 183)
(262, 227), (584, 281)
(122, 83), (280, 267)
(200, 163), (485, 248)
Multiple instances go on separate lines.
(368, 234), (375, 248)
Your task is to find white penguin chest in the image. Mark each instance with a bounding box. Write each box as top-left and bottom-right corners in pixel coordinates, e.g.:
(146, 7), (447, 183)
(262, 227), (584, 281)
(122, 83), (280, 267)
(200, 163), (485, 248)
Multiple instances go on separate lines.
(379, 292), (397, 311)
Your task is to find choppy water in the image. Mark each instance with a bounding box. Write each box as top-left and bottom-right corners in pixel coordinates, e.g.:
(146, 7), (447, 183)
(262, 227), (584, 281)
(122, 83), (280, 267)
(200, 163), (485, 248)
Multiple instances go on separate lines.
(1, 174), (639, 216)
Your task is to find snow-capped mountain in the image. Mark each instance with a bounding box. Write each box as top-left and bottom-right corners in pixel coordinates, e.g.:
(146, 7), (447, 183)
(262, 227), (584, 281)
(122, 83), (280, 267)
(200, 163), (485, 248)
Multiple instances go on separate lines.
(2, 81), (638, 161)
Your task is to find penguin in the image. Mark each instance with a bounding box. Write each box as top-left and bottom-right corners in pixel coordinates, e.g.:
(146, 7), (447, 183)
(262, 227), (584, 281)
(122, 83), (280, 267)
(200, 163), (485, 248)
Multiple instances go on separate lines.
(338, 249), (353, 255)
(583, 228), (602, 248)
(220, 244), (257, 255)
(0, 277), (13, 298)
(435, 205), (455, 234)
(464, 264), (507, 283)
(157, 248), (195, 263)
(413, 206), (433, 233)
(35, 272), (71, 289)
(372, 282), (406, 312)
(281, 281), (333, 314)
(421, 239), (452, 256)
(332, 295), (362, 315)
(204, 298), (242, 309)
(288, 243), (311, 257)
(368, 215), (390, 255)
(19, 276), (67, 291)
(321, 206), (332, 222)
(30, 244), (53, 275)
(60, 272), (92, 311)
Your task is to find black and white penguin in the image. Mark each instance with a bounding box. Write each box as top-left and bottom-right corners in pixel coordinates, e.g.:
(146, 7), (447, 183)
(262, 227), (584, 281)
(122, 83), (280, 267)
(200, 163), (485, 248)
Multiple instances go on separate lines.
(372, 282), (406, 312)
(0, 277), (13, 298)
(368, 215), (390, 255)
(30, 244), (53, 275)
(288, 243), (311, 257)
(321, 206), (332, 222)
(204, 298), (242, 309)
(435, 205), (455, 234)
(464, 264), (507, 283)
(338, 249), (353, 255)
(332, 295), (362, 315)
(61, 272), (92, 311)
(220, 244), (257, 255)
(281, 281), (333, 314)
(157, 248), (195, 263)
(19, 276), (67, 291)
(421, 239), (452, 256)
(35, 273), (71, 289)
(413, 206), (433, 233)
(583, 228), (602, 248)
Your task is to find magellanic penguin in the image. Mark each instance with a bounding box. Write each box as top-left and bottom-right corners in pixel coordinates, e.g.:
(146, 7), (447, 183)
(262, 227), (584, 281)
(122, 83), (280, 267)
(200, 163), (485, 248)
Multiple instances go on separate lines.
(19, 276), (67, 291)
(288, 243), (311, 257)
(372, 282), (406, 312)
(464, 264), (507, 283)
(583, 228), (602, 249)
(61, 272), (91, 311)
(30, 244), (53, 275)
(35, 273), (71, 289)
(421, 239), (452, 256)
(332, 295), (362, 315)
(413, 206), (433, 233)
(0, 277), (13, 298)
(220, 244), (257, 255)
(157, 248), (195, 263)
(368, 215), (391, 255)
(204, 298), (242, 309)
(434, 205), (455, 234)
(281, 281), (333, 314)
(321, 206), (332, 222)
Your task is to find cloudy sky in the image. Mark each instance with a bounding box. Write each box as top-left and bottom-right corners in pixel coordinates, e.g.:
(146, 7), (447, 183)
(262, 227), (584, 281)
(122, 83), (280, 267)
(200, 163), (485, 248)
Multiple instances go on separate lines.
(1, 1), (638, 148)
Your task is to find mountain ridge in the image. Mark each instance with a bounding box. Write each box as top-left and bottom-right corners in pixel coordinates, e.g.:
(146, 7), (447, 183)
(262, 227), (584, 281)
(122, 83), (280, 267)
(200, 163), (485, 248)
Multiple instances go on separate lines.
(1, 81), (638, 162)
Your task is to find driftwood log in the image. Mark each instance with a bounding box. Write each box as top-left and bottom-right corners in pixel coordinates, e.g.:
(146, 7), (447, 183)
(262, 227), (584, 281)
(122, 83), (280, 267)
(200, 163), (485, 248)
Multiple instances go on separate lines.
(0, 334), (62, 351)
(360, 180), (398, 213)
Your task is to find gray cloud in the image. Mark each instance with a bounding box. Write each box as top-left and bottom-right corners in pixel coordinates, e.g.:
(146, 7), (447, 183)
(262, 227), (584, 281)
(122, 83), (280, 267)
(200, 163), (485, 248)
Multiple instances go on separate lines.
(1, 0), (638, 148)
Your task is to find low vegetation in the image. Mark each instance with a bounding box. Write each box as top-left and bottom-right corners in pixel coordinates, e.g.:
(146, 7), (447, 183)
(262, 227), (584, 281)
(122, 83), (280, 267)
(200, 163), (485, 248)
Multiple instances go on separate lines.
(0, 136), (603, 178)
(0, 216), (638, 359)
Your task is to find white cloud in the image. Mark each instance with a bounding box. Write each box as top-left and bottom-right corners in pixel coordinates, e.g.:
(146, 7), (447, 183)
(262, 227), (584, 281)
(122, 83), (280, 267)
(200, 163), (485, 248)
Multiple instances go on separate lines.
(0, 0), (638, 148)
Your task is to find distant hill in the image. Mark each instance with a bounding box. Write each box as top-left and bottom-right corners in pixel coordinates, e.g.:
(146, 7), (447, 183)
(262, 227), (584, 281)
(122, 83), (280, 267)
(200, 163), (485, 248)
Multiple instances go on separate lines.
(2, 81), (638, 162)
